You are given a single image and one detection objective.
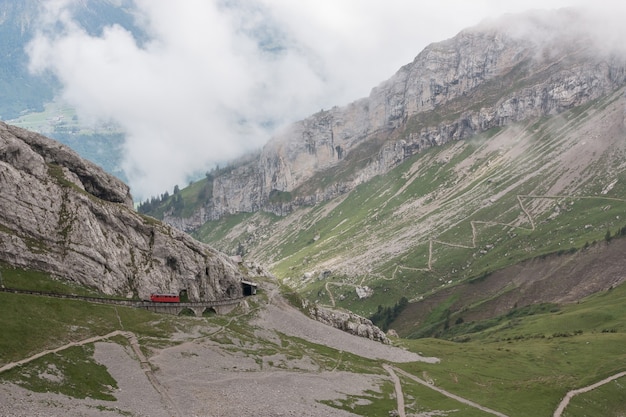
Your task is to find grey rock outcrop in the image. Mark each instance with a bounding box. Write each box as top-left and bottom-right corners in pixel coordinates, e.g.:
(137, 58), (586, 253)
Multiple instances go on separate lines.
(0, 122), (244, 300)
(160, 9), (626, 232)
(308, 304), (389, 345)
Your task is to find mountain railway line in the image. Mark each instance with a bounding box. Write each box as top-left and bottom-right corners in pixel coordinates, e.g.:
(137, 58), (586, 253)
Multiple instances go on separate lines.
(0, 287), (244, 316)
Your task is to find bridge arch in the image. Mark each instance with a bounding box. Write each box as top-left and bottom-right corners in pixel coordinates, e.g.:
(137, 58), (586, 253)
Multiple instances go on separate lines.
(178, 307), (196, 316)
(202, 307), (217, 317)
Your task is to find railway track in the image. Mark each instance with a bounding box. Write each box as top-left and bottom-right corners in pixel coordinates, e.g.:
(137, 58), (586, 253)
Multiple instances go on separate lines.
(0, 287), (243, 310)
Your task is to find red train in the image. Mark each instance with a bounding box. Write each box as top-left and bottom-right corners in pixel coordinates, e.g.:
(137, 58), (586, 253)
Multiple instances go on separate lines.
(150, 293), (180, 303)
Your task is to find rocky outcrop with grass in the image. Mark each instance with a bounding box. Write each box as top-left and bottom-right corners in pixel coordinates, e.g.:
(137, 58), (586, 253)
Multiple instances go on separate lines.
(307, 304), (390, 344)
(0, 122), (244, 300)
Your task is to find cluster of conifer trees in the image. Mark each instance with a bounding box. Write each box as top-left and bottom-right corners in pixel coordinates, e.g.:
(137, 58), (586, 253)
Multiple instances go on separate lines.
(369, 297), (409, 331)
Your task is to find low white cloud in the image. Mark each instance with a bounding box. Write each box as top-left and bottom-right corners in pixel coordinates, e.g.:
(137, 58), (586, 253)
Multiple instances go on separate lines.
(27, 0), (612, 199)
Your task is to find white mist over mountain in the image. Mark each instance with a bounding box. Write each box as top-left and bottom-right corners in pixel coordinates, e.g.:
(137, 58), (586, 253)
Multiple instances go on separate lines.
(26, 0), (613, 200)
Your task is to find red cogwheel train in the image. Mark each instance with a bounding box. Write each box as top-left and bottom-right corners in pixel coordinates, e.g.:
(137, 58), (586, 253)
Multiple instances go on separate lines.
(149, 293), (181, 303)
(149, 281), (257, 303)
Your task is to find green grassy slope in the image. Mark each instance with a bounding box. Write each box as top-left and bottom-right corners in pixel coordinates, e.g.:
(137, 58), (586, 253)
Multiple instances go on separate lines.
(196, 89), (626, 330)
(1, 265), (625, 415)
(397, 282), (626, 416)
(0, 268), (390, 408)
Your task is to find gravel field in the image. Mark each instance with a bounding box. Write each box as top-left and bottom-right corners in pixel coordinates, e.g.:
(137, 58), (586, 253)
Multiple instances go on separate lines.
(0, 288), (437, 416)
(252, 292), (438, 364)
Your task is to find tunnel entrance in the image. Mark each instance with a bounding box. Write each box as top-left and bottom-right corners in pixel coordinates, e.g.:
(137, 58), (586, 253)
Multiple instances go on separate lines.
(242, 280), (257, 296)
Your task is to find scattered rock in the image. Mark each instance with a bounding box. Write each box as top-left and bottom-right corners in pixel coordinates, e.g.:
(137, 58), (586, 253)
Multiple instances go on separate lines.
(356, 285), (373, 299)
(319, 270), (332, 280)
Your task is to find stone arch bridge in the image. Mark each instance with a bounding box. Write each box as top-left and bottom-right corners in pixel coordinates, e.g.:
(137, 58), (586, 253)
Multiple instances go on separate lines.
(138, 298), (241, 316)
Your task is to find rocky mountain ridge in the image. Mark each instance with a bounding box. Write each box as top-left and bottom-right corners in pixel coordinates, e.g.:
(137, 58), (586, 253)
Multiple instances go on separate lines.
(161, 8), (626, 232)
(0, 122), (244, 301)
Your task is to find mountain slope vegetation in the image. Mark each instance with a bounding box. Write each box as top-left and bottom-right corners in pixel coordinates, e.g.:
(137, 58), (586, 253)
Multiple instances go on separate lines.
(137, 9), (626, 341)
(1, 263), (625, 416)
(192, 87), (626, 333)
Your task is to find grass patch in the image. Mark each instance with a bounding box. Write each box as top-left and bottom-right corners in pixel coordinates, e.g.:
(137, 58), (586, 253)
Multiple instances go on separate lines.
(1, 263), (103, 296)
(320, 384), (396, 417)
(192, 211), (260, 250)
(393, 281), (626, 416)
(0, 345), (117, 401)
(399, 373), (495, 416)
(563, 375), (626, 417)
(0, 266), (181, 366)
(0, 293), (119, 365)
(0, 291), (177, 366)
(399, 333), (626, 417)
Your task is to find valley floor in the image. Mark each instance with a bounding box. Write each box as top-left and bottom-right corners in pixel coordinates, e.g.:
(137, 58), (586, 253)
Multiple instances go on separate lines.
(0, 284), (432, 417)
(1, 284), (622, 416)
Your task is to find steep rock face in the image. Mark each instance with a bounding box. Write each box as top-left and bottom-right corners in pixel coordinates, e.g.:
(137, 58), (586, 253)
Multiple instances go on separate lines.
(163, 9), (626, 231)
(0, 122), (244, 300)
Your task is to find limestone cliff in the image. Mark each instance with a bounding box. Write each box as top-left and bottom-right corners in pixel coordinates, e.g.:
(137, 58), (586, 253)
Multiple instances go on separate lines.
(160, 9), (626, 231)
(0, 122), (244, 301)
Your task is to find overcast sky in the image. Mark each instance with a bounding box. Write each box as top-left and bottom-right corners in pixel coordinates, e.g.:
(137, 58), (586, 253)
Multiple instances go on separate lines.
(26, 0), (617, 200)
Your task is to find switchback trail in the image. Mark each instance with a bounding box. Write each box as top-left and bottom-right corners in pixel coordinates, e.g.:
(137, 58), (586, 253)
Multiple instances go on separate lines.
(323, 193), (626, 305)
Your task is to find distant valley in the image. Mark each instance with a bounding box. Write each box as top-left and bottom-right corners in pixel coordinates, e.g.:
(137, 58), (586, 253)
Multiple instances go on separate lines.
(0, 0), (140, 181)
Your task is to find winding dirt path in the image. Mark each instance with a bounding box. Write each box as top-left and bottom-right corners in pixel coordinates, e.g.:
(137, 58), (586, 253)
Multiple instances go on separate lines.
(325, 281), (337, 306)
(324, 193), (626, 303)
(0, 330), (129, 374)
(325, 281), (362, 307)
(0, 330), (182, 417)
(383, 364), (406, 417)
(390, 366), (510, 417)
(553, 371), (626, 417)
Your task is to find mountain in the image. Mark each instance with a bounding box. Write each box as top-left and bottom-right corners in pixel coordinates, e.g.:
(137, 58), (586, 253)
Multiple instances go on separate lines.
(0, 121), (246, 301)
(145, 8), (626, 335)
(149, 8), (626, 230)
